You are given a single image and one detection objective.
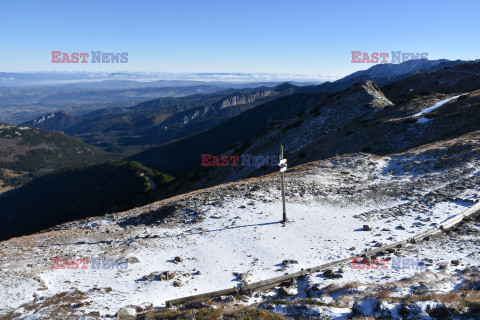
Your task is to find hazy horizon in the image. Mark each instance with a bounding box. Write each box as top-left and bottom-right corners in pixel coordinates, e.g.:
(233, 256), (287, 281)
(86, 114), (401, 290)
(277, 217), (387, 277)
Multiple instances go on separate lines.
(2, 0), (479, 78)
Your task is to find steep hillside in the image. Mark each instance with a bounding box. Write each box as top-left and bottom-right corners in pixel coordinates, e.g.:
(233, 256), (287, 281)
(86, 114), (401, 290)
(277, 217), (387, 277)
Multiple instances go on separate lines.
(120, 86), (294, 146)
(382, 60), (480, 103)
(162, 81), (390, 193)
(0, 123), (108, 187)
(0, 160), (173, 240)
(128, 92), (327, 176)
(166, 71), (480, 195)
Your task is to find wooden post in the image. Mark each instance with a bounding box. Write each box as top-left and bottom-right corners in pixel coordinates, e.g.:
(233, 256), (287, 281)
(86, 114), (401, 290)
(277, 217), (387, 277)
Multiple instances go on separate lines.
(279, 145), (287, 223)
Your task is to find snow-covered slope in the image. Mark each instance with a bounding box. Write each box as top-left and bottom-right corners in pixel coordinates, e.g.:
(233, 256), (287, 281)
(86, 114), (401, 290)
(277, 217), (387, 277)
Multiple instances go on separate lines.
(2, 133), (480, 318)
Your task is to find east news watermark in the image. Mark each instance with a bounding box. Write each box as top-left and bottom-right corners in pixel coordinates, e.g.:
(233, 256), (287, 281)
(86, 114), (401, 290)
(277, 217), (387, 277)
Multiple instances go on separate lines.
(51, 51), (128, 63)
(51, 257), (128, 270)
(351, 51), (428, 64)
(351, 256), (451, 270)
(201, 154), (279, 167)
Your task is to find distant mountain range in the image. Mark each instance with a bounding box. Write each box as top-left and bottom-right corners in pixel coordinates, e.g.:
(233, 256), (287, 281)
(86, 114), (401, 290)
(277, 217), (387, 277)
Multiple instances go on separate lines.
(0, 71), (332, 87)
(20, 84), (297, 152)
(295, 59), (474, 94)
(0, 84), (240, 124)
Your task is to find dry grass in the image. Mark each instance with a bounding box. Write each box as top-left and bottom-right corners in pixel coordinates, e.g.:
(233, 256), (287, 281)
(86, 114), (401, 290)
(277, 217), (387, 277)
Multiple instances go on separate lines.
(373, 288), (391, 301)
(321, 281), (362, 295)
(0, 289), (95, 320)
(381, 290), (480, 310)
(136, 305), (287, 320)
(266, 298), (336, 308)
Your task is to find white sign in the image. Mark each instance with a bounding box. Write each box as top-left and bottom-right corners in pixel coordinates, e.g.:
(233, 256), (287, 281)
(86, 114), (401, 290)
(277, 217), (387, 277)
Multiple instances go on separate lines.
(278, 159), (287, 165)
(280, 166), (287, 172)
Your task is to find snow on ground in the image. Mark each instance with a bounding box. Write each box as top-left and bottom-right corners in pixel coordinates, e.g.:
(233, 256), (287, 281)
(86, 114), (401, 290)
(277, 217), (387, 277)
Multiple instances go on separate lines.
(1, 194), (474, 316)
(412, 95), (461, 117)
(246, 215), (480, 319)
(1, 152), (480, 318)
(0, 275), (43, 312)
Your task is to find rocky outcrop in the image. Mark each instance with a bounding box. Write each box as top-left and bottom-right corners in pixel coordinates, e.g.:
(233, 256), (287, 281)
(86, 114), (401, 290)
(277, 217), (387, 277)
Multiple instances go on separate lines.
(162, 89), (282, 126)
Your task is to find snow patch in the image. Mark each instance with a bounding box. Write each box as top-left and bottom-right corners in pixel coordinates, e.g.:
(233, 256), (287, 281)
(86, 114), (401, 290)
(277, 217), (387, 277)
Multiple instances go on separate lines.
(412, 95), (461, 117)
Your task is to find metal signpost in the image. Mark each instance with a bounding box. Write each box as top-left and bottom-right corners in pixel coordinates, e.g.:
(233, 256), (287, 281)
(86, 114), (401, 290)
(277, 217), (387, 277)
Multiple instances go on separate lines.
(278, 145), (287, 223)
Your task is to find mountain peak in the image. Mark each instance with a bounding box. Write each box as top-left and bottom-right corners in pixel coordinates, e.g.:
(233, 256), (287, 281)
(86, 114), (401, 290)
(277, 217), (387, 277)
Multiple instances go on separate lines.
(333, 80), (392, 109)
(274, 82), (296, 91)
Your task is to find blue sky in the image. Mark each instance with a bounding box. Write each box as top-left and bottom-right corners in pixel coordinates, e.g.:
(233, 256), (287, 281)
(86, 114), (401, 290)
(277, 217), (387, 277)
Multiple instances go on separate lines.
(0, 0), (479, 78)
